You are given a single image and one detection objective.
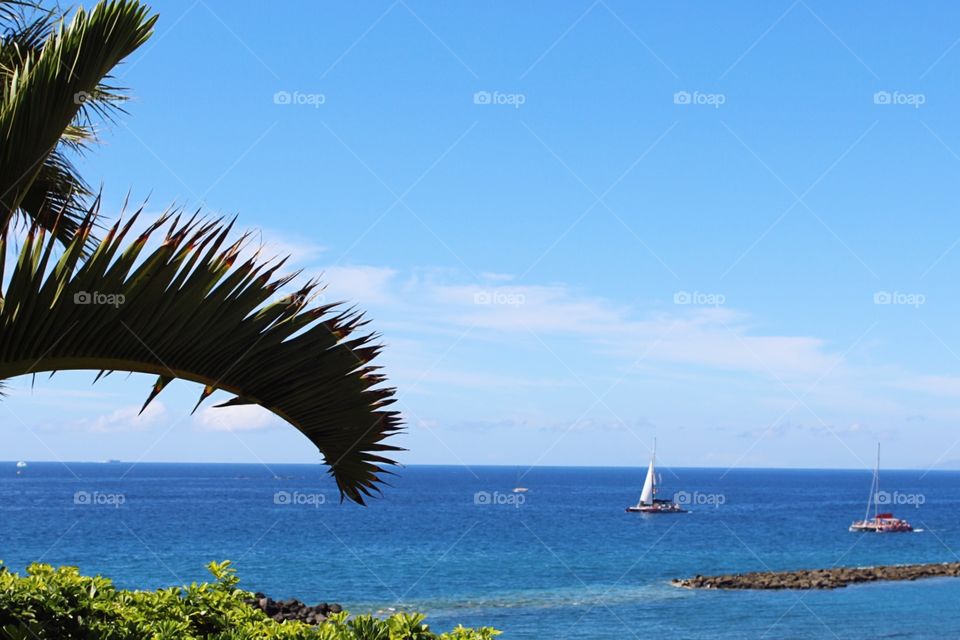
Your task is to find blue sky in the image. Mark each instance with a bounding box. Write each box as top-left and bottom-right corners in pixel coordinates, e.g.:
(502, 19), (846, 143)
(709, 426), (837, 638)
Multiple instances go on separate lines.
(8, 0), (960, 472)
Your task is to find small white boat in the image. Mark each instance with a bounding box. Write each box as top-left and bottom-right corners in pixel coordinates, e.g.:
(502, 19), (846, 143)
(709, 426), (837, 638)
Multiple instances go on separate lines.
(15, 461), (27, 469)
(849, 444), (913, 533)
(626, 439), (685, 514)
(512, 467), (529, 493)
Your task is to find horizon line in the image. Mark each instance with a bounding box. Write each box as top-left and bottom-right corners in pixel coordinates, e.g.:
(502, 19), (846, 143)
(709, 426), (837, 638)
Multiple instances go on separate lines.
(5, 460), (960, 473)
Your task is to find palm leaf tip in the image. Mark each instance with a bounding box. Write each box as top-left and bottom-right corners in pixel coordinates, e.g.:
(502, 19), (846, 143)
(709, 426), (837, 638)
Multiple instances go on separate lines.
(0, 206), (403, 503)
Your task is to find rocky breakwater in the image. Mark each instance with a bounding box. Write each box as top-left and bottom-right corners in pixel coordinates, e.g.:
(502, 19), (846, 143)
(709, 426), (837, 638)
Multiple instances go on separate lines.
(673, 562), (960, 590)
(245, 592), (343, 624)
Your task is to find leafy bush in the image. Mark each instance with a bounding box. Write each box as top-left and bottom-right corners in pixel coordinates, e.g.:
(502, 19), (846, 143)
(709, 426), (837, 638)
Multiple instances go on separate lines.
(0, 561), (499, 640)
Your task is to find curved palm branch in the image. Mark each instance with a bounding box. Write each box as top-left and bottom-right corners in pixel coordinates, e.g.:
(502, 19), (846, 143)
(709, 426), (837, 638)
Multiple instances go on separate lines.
(0, 0), (155, 243)
(0, 206), (403, 503)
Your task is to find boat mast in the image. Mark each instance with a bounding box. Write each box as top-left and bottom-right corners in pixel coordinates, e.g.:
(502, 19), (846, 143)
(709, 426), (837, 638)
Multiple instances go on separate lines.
(874, 443), (880, 520)
(863, 442), (880, 522)
(862, 443), (879, 522)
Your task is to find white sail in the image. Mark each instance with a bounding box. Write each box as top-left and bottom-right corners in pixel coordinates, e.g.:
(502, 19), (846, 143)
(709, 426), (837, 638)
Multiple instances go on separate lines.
(639, 459), (655, 505)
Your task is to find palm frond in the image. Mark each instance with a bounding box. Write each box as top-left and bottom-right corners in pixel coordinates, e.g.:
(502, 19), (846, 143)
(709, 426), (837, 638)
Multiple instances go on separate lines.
(13, 148), (91, 245)
(0, 2), (39, 29)
(0, 0), (155, 232)
(0, 3), (52, 65)
(0, 205), (403, 504)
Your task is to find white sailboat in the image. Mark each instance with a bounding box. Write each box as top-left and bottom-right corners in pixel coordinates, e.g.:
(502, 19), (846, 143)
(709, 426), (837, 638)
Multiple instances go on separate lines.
(512, 467), (528, 493)
(626, 439), (685, 514)
(849, 443), (913, 533)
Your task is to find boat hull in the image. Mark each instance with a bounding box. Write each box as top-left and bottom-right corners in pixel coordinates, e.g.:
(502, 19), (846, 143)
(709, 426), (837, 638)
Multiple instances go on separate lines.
(849, 518), (913, 533)
(626, 504), (687, 514)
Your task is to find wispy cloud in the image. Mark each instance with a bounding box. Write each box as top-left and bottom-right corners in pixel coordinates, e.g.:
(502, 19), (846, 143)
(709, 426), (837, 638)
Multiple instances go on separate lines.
(193, 404), (280, 432)
(79, 401), (168, 433)
(320, 265), (846, 383)
(255, 230), (327, 266)
(319, 265), (399, 305)
(894, 374), (960, 398)
(306, 262), (960, 452)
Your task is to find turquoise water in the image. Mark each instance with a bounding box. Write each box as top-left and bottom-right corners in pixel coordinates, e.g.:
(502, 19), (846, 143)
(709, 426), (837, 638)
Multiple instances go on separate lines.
(3, 462), (960, 638)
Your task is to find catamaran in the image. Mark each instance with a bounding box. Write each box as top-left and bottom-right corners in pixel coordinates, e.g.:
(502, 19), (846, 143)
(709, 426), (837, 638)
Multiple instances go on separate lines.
(626, 439), (685, 513)
(849, 444), (913, 533)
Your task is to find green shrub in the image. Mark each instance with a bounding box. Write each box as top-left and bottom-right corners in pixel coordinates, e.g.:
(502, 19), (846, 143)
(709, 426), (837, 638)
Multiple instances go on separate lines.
(0, 561), (499, 640)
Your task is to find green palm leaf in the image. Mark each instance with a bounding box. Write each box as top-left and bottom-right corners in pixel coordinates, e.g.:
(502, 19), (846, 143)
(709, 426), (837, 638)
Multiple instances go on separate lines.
(0, 0), (155, 242)
(0, 206), (403, 503)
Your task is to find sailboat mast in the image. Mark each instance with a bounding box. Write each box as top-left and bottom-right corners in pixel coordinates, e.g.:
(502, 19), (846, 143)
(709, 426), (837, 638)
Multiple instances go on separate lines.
(862, 443), (880, 522)
(874, 443), (880, 520)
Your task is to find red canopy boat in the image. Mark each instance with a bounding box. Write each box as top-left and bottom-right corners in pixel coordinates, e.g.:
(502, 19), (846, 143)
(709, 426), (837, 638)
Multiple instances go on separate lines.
(849, 445), (914, 533)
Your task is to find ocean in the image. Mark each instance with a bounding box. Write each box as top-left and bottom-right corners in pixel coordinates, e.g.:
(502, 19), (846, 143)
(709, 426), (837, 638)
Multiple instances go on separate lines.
(3, 462), (960, 639)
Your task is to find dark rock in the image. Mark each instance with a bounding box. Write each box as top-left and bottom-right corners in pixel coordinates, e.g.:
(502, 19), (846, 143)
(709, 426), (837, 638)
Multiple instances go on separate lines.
(247, 594), (341, 624)
(674, 562), (960, 591)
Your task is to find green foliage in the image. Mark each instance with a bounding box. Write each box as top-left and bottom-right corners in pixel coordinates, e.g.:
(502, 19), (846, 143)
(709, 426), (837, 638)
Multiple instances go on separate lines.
(0, 561), (499, 640)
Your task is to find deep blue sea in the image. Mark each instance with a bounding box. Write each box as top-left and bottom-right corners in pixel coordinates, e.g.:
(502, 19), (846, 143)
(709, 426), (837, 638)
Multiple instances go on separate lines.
(3, 462), (960, 639)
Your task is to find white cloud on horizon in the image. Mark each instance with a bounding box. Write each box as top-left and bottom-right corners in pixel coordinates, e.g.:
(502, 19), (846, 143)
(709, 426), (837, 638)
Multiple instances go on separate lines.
(193, 404), (281, 432)
(80, 401), (168, 433)
(299, 262), (960, 439)
(317, 265), (848, 383)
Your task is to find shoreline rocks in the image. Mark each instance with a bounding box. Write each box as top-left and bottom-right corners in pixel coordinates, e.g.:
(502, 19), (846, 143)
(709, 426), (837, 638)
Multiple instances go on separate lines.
(245, 592), (342, 624)
(673, 562), (960, 590)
